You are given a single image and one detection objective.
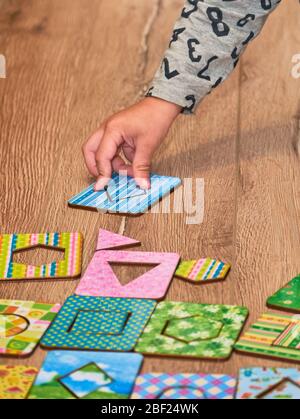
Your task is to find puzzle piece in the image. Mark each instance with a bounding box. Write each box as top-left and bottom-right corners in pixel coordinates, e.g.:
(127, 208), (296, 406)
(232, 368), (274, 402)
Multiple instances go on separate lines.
(236, 368), (300, 399)
(41, 296), (156, 352)
(29, 351), (143, 399)
(131, 373), (236, 400)
(135, 301), (248, 359)
(0, 232), (83, 280)
(75, 247), (180, 300)
(96, 229), (140, 251)
(175, 258), (231, 284)
(267, 275), (300, 312)
(68, 172), (182, 214)
(0, 299), (60, 356)
(235, 313), (300, 362)
(0, 365), (38, 399)
(70, 310), (128, 335)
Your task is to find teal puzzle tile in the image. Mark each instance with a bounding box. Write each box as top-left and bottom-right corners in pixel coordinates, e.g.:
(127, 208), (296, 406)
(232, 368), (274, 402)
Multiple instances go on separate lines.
(70, 310), (128, 336)
(41, 296), (156, 352)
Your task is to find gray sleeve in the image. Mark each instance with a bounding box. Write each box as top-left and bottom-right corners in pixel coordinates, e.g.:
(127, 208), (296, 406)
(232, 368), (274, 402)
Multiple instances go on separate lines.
(146, 0), (282, 114)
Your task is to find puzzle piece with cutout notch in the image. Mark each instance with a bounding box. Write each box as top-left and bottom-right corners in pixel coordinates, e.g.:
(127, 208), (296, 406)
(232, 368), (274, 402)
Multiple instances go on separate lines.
(267, 275), (300, 313)
(0, 365), (38, 399)
(0, 232), (83, 280)
(0, 299), (60, 356)
(236, 368), (300, 399)
(135, 301), (248, 359)
(235, 313), (300, 362)
(29, 350), (143, 399)
(175, 258), (231, 284)
(131, 373), (236, 400)
(68, 172), (182, 214)
(41, 295), (156, 352)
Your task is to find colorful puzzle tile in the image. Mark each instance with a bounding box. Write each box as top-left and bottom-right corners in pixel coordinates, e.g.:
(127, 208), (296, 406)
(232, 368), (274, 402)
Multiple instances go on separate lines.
(0, 365), (38, 399)
(41, 295), (156, 352)
(29, 351), (143, 399)
(236, 368), (300, 399)
(68, 172), (182, 214)
(175, 258), (231, 284)
(0, 232), (83, 280)
(267, 275), (300, 312)
(135, 301), (248, 359)
(96, 229), (140, 251)
(0, 299), (60, 356)
(235, 312), (300, 362)
(75, 248), (180, 300)
(131, 373), (236, 400)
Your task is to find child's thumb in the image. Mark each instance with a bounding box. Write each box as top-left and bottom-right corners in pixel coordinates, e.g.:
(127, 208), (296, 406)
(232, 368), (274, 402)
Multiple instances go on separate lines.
(133, 145), (152, 190)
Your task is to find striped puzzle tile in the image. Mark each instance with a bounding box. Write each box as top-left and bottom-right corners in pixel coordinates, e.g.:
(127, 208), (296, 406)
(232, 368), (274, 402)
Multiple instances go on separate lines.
(236, 368), (300, 399)
(235, 312), (300, 361)
(41, 295), (156, 352)
(0, 232), (83, 280)
(0, 365), (38, 399)
(135, 301), (248, 359)
(29, 351), (143, 399)
(0, 299), (60, 356)
(68, 172), (182, 214)
(267, 275), (300, 312)
(131, 373), (236, 399)
(175, 258), (231, 283)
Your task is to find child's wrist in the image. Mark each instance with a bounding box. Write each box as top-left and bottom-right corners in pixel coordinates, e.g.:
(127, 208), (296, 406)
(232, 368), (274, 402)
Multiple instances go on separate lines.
(142, 97), (182, 122)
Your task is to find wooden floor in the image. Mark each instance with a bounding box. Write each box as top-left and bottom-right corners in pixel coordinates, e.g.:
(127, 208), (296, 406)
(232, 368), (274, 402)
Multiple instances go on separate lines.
(0, 0), (300, 379)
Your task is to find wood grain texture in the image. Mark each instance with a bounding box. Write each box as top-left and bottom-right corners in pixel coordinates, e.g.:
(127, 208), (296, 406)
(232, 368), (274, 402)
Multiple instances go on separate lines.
(0, 0), (299, 380)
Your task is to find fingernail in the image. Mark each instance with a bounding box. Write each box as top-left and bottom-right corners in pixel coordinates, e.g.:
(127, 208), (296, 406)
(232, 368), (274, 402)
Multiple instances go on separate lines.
(94, 177), (110, 191)
(137, 179), (150, 190)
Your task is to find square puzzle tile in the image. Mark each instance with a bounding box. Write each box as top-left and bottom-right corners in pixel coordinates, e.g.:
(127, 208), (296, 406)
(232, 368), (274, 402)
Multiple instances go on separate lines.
(135, 301), (248, 359)
(29, 351), (143, 399)
(0, 365), (38, 399)
(0, 299), (60, 356)
(131, 373), (236, 400)
(235, 312), (300, 362)
(0, 232), (83, 280)
(175, 258), (231, 284)
(267, 275), (300, 313)
(41, 295), (156, 352)
(68, 172), (182, 214)
(236, 368), (300, 399)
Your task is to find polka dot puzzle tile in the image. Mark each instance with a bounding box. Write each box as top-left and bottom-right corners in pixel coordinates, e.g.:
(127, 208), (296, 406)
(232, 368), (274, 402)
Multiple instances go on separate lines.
(0, 232), (83, 280)
(267, 275), (300, 312)
(41, 295), (156, 352)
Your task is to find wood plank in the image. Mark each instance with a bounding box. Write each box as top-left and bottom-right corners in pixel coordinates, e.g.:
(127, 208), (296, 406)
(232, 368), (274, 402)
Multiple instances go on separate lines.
(234, 0), (300, 374)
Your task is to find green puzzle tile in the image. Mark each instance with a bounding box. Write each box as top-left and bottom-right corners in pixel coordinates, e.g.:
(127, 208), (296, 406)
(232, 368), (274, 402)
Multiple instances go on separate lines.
(41, 296), (156, 352)
(135, 301), (248, 359)
(267, 275), (300, 312)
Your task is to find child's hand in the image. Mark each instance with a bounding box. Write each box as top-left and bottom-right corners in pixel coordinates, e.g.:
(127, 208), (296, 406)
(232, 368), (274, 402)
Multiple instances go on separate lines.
(83, 97), (181, 191)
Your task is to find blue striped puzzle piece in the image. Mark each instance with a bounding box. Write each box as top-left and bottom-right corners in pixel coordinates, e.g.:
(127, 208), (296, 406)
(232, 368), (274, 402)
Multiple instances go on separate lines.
(68, 172), (182, 214)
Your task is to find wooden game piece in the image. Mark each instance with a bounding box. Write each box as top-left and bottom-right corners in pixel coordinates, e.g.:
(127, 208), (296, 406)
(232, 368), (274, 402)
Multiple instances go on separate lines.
(68, 172), (182, 214)
(0, 299), (60, 356)
(131, 373), (236, 399)
(134, 301), (248, 359)
(0, 232), (83, 280)
(236, 367), (300, 399)
(267, 275), (300, 312)
(96, 229), (140, 251)
(28, 351), (143, 399)
(41, 295), (156, 352)
(75, 248), (180, 300)
(175, 258), (231, 284)
(0, 365), (38, 399)
(235, 312), (300, 362)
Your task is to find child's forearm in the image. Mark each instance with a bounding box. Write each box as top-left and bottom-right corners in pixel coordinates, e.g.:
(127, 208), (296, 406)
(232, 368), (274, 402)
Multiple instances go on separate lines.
(147, 0), (282, 114)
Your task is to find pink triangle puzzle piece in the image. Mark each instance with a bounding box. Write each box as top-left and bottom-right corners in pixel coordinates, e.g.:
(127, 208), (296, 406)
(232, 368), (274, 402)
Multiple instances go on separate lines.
(76, 230), (180, 300)
(96, 229), (140, 251)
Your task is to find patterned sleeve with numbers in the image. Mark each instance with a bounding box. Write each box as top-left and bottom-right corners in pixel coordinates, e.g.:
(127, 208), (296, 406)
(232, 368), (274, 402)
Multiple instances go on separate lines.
(146, 0), (282, 114)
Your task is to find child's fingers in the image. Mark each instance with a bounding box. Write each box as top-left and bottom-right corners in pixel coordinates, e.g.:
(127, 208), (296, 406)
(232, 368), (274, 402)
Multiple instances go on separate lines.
(82, 128), (105, 177)
(94, 129), (123, 191)
(132, 143), (153, 190)
(112, 155), (134, 177)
